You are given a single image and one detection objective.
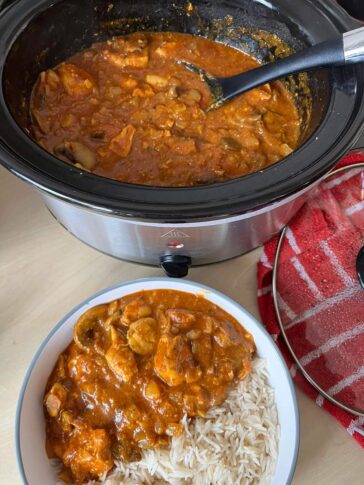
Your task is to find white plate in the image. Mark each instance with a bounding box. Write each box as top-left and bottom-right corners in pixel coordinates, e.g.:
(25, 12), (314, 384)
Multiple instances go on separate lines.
(16, 278), (299, 485)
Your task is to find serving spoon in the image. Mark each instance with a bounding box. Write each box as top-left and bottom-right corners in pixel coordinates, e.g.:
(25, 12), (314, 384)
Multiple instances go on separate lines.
(179, 26), (364, 109)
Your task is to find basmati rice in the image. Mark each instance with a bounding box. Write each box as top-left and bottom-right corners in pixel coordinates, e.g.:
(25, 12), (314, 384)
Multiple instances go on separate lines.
(85, 358), (279, 485)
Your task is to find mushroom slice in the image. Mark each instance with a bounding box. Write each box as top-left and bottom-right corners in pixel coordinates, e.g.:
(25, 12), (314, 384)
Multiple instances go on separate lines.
(73, 305), (109, 354)
(221, 137), (242, 151)
(55, 141), (97, 170)
(31, 109), (50, 134)
(127, 317), (157, 355)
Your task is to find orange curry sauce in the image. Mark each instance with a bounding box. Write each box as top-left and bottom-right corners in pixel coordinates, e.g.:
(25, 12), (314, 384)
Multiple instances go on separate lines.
(44, 290), (255, 483)
(30, 32), (300, 187)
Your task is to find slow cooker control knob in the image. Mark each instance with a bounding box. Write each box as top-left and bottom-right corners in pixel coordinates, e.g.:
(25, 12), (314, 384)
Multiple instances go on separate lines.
(160, 255), (192, 278)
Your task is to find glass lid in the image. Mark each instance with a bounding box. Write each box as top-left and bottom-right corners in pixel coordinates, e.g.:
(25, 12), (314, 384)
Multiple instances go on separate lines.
(272, 161), (364, 416)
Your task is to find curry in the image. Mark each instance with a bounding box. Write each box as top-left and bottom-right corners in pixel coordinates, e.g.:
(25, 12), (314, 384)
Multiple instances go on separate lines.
(44, 290), (255, 484)
(30, 32), (300, 187)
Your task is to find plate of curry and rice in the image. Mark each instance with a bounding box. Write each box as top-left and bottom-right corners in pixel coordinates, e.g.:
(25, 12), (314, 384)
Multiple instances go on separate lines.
(16, 279), (298, 485)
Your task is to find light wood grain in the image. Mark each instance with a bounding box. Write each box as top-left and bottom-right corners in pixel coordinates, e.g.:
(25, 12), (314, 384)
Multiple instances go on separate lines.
(1, 166), (363, 485)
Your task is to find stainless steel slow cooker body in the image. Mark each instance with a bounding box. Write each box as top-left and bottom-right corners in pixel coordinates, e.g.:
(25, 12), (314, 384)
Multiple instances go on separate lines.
(0, 0), (363, 275)
(42, 184), (311, 269)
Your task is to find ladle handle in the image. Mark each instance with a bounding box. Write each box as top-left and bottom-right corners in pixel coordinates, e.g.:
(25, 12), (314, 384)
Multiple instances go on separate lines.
(220, 27), (364, 104)
(343, 27), (364, 63)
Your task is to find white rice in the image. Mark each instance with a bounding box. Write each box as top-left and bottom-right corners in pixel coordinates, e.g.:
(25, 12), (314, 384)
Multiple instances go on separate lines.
(83, 358), (279, 485)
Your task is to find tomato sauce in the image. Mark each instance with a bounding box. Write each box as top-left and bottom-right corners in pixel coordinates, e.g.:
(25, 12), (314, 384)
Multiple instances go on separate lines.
(30, 32), (300, 186)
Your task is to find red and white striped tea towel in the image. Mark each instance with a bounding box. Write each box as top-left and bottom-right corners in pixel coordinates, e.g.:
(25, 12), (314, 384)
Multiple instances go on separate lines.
(257, 152), (364, 446)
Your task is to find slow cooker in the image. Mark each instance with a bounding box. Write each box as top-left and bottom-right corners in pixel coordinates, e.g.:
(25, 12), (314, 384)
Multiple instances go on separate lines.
(0, 0), (363, 276)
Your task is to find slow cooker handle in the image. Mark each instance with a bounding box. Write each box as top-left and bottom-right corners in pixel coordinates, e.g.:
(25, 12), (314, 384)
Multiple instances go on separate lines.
(160, 255), (192, 278)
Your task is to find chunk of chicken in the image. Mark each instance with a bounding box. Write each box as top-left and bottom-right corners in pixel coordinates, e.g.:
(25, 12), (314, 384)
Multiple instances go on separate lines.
(103, 49), (149, 68)
(68, 353), (97, 381)
(58, 63), (95, 97)
(122, 299), (152, 325)
(44, 383), (67, 417)
(169, 137), (196, 156)
(144, 379), (161, 401)
(279, 143), (293, 157)
(215, 360), (235, 382)
(185, 367), (202, 384)
(132, 84), (155, 98)
(146, 74), (168, 88)
(127, 317), (158, 355)
(245, 86), (272, 106)
(154, 41), (177, 58)
(55, 141), (97, 170)
(109, 125), (136, 157)
(53, 354), (67, 380)
(186, 329), (201, 340)
(154, 334), (195, 386)
(114, 432), (142, 462)
(200, 315), (216, 334)
(124, 37), (148, 52)
(105, 327), (137, 382)
(60, 411), (76, 433)
(156, 307), (170, 333)
(183, 384), (209, 416)
(120, 76), (138, 90)
(213, 320), (246, 348)
(166, 309), (196, 331)
(191, 333), (212, 369)
(60, 113), (76, 129)
(179, 88), (202, 106)
(63, 426), (113, 483)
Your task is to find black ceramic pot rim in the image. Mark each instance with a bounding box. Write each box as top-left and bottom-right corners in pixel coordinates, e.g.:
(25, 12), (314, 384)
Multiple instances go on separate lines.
(0, 0), (363, 221)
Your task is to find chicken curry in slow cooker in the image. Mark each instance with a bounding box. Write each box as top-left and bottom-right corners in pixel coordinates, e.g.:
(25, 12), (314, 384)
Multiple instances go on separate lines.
(44, 289), (255, 483)
(30, 32), (300, 187)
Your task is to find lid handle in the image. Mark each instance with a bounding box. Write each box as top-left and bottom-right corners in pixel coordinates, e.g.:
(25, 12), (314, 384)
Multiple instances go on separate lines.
(160, 255), (191, 278)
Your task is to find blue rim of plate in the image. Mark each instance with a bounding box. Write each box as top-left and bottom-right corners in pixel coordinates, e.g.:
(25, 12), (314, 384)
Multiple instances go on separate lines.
(15, 277), (300, 485)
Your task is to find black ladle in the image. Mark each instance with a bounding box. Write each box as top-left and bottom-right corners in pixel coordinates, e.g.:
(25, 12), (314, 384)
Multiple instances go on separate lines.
(179, 26), (364, 109)
(356, 245), (364, 289)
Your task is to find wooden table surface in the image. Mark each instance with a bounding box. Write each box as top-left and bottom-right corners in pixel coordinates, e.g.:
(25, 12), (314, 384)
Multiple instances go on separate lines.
(1, 166), (363, 485)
